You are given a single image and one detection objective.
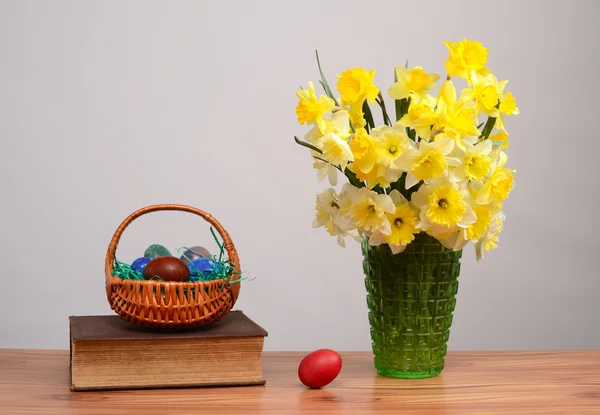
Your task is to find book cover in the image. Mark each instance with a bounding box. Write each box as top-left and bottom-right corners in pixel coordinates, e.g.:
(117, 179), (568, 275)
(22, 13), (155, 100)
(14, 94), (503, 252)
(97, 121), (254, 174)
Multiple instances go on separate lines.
(70, 311), (268, 391)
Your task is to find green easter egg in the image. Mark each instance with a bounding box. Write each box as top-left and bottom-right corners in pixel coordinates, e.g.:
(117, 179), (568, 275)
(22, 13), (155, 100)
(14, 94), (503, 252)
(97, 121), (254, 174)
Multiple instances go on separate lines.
(144, 244), (172, 259)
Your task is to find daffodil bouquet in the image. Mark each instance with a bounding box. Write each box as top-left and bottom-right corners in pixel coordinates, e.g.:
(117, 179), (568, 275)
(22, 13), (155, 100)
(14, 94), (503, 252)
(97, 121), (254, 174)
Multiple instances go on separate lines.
(294, 40), (518, 261)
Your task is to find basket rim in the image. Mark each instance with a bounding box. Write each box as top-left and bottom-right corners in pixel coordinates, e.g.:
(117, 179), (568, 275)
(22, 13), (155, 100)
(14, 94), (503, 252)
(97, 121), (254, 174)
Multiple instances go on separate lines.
(107, 273), (235, 287)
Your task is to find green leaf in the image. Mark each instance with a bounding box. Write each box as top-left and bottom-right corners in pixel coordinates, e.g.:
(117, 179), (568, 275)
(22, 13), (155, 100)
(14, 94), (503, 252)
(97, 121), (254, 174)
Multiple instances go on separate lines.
(362, 101), (375, 130)
(394, 69), (402, 122)
(372, 184), (385, 195)
(479, 116), (497, 141)
(343, 167), (365, 188)
(393, 172), (409, 199)
(395, 100), (403, 121)
(408, 129), (416, 141)
(315, 50), (339, 106)
(396, 98), (409, 123)
(318, 81), (327, 94)
(294, 136), (322, 154)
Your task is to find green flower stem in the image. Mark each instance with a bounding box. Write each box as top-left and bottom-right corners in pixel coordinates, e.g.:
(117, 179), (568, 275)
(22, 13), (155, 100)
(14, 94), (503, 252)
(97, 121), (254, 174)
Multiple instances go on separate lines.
(312, 156), (343, 173)
(375, 96), (392, 127)
(294, 136), (322, 154)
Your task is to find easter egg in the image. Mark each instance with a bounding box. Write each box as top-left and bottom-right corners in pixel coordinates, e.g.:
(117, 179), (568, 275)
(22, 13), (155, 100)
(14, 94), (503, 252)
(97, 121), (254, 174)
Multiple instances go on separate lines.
(131, 257), (152, 273)
(181, 246), (212, 264)
(143, 257), (190, 282)
(298, 349), (342, 389)
(187, 258), (222, 280)
(144, 244), (172, 259)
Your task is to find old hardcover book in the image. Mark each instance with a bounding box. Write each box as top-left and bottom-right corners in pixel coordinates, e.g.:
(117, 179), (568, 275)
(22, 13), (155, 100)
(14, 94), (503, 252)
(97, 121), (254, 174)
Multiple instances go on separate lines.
(69, 311), (267, 391)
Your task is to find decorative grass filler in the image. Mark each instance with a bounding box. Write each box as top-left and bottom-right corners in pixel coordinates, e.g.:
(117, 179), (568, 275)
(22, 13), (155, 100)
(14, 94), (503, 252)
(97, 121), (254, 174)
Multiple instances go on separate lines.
(111, 227), (243, 285)
(105, 204), (243, 329)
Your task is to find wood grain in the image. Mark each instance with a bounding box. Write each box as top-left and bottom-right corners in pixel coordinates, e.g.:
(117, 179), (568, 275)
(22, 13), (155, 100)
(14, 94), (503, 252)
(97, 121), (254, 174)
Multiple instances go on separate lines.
(1, 350), (599, 414)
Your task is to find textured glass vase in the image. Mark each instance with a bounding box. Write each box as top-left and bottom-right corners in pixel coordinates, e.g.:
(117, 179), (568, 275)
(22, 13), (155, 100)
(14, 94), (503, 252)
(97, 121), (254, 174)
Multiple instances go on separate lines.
(362, 233), (462, 379)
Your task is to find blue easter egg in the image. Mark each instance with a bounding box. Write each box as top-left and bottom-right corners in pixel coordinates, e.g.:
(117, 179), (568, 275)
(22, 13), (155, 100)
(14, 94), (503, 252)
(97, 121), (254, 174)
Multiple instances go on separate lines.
(131, 257), (152, 273)
(187, 258), (222, 280)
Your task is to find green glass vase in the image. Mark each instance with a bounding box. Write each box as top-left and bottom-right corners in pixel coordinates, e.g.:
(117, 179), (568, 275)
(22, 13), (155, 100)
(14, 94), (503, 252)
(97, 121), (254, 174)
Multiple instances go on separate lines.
(362, 232), (462, 379)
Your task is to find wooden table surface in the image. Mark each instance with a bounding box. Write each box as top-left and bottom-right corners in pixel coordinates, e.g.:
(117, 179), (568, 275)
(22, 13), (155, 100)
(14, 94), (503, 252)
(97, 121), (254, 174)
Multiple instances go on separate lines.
(0, 350), (599, 414)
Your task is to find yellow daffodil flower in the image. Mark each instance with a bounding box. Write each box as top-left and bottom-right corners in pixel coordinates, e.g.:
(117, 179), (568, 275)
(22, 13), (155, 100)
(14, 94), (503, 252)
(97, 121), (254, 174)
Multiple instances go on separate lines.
(309, 111), (353, 186)
(371, 124), (411, 168)
(460, 72), (508, 122)
(395, 136), (461, 189)
(399, 93), (436, 139)
(313, 188), (361, 247)
(341, 187), (395, 235)
(499, 92), (519, 115)
(348, 163), (389, 189)
(296, 81), (335, 133)
(444, 39), (489, 81)
(337, 68), (379, 106)
(475, 211), (505, 261)
(464, 186), (501, 240)
(454, 140), (493, 182)
(436, 229), (469, 251)
(313, 188), (340, 228)
(435, 190), (500, 251)
(425, 185), (466, 227)
(305, 110), (352, 144)
(318, 132), (354, 171)
(466, 202), (496, 241)
(411, 178), (477, 237)
(477, 151), (515, 204)
(348, 125), (413, 190)
(489, 130), (509, 149)
(368, 190), (420, 254)
(349, 128), (379, 174)
(494, 92), (520, 132)
(434, 80), (481, 150)
(313, 158), (339, 186)
(388, 66), (440, 101)
(348, 127), (394, 189)
(324, 220), (350, 247)
(337, 183), (360, 221)
(337, 68), (379, 128)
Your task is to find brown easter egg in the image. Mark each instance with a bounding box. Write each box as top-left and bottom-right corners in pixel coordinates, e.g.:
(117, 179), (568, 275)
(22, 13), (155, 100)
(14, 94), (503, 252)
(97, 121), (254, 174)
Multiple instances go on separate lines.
(143, 257), (190, 282)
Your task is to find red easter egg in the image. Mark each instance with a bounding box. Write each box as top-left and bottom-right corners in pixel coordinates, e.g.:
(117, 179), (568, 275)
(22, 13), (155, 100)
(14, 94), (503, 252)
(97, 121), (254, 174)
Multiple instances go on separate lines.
(298, 349), (342, 389)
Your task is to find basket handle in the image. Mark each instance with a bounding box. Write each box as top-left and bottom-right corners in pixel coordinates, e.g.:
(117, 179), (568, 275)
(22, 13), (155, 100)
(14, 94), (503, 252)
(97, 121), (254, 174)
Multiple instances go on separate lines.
(104, 204), (241, 304)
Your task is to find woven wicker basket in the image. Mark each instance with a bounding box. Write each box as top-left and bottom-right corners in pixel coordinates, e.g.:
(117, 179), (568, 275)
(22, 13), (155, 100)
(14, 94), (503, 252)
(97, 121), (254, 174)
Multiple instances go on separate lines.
(104, 204), (241, 329)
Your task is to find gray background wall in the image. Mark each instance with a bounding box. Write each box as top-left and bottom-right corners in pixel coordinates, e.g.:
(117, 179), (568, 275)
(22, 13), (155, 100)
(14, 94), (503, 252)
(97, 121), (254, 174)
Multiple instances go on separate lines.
(1, 0), (599, 351)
